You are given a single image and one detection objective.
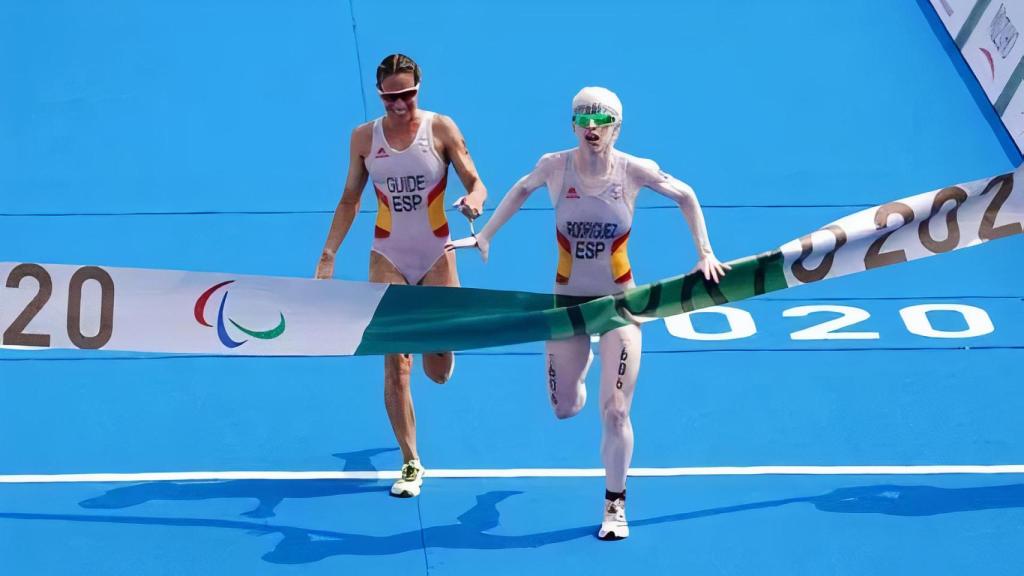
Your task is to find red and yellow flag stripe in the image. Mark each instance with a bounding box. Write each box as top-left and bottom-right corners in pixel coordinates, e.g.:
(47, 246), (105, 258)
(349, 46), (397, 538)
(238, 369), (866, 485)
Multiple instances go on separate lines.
(426, 175), (449, 238)
(555, 230), (573, 284)
(610, 230), (632, 283)
(374, 185), (391, 239)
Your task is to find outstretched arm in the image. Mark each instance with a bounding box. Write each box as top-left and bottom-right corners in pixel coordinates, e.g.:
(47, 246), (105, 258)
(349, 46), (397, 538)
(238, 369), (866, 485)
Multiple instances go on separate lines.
(634, 161), (730, 282)
(448, 155), (554, 262)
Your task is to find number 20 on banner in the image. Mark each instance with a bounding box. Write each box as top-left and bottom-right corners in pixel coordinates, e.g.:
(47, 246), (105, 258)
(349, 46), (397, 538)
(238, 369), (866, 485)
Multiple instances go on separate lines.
(2, 264), (115, 349)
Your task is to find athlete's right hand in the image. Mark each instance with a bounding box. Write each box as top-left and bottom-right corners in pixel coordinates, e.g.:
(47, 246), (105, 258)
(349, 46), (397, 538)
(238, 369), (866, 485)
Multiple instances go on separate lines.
(690, 253), (730, 283)
(451, 196), (482, 220)
(446, 234), (489, 263)
(315, 250), (336, 279)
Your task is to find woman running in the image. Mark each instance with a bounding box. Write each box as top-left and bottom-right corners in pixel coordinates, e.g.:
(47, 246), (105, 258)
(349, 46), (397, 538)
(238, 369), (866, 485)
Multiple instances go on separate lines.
(316, 53), (487, 498)
(450, 87), (727, 539)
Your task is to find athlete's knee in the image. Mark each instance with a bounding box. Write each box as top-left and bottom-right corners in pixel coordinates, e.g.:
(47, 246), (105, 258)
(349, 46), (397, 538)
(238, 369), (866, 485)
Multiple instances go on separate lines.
(546, 343), (591, 419)
(552, 399), (585, 416)
(424, 352), (453, 384)
(426, 369), (450, 385)
(550, 384), (586, 419)
(552, 398), (583, 420)
(601, 397), (631, 430)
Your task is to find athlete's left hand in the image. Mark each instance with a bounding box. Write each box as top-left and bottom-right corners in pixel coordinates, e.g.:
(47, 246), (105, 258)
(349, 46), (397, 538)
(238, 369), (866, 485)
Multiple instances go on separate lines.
(451, 195), (483, 220)
(691, 254), (731, 283)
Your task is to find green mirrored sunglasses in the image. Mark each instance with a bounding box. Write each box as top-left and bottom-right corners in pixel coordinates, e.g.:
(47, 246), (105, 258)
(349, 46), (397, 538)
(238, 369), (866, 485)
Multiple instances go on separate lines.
(573, 113), (617, 128)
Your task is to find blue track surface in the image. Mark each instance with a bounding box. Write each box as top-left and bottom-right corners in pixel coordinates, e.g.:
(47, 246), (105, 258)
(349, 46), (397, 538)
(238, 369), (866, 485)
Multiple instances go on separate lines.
(2, 1), (1023, 573)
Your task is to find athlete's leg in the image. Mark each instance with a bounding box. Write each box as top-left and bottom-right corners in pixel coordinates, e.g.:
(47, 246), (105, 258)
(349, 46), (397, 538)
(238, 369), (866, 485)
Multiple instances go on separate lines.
(596, 323), (641, 539)
(419, 250), (459, 384)
(545, 334), (593, 419)
(597, 323), (642, 493)
(369, 251), (418, 464)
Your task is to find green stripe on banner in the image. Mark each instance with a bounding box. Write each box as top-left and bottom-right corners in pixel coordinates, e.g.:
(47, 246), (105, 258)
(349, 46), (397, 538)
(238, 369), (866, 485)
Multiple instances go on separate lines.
(353, 250), (791, 354)
(995, 55), (1024, 114)
(353, 286), (557, 354)
(956, 0), (992, 49)
(353, 248), (792, 354)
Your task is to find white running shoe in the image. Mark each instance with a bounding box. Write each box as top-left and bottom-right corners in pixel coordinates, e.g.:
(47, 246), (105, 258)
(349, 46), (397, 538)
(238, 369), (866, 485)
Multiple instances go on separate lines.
(598, 497), (629, 540)
(390, 459), (425, 498)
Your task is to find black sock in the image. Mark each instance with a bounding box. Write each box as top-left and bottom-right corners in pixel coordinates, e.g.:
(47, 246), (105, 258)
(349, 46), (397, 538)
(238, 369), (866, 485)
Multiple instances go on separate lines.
(605, 489), (626, 502)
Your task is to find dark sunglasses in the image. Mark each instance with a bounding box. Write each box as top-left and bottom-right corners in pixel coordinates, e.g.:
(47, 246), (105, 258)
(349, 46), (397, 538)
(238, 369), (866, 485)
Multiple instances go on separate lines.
(378, 86), (419, 103)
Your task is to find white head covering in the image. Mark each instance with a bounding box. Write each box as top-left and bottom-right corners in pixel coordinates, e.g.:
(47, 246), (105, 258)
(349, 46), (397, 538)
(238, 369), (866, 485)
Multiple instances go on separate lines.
(572, 86), (623, 123)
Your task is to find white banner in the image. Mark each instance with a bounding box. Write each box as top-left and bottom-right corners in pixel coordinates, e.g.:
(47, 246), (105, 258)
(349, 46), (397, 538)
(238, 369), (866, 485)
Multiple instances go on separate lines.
(3, 166), (1022, 358)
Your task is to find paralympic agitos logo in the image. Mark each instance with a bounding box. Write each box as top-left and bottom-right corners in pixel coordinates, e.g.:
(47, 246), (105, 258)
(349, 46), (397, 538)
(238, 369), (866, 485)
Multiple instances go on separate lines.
(194, 280), (286, 348)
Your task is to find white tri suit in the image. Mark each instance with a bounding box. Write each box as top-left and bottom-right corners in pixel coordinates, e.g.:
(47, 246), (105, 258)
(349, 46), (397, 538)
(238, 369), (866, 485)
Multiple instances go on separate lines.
(365, 110), (451, 285)
(537, 148), (681, 493)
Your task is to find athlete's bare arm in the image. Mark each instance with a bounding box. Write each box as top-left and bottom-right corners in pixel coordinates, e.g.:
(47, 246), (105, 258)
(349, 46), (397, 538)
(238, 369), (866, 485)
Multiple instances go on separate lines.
(631, 160), (730, 282)
(447, 154), (556, 262)
(315, 123), (373, 279)
(434, 115), (487, 219)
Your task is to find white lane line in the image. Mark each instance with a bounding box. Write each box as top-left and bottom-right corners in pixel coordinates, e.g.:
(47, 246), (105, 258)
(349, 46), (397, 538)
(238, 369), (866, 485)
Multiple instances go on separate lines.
(4, 465), (1024, 483)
